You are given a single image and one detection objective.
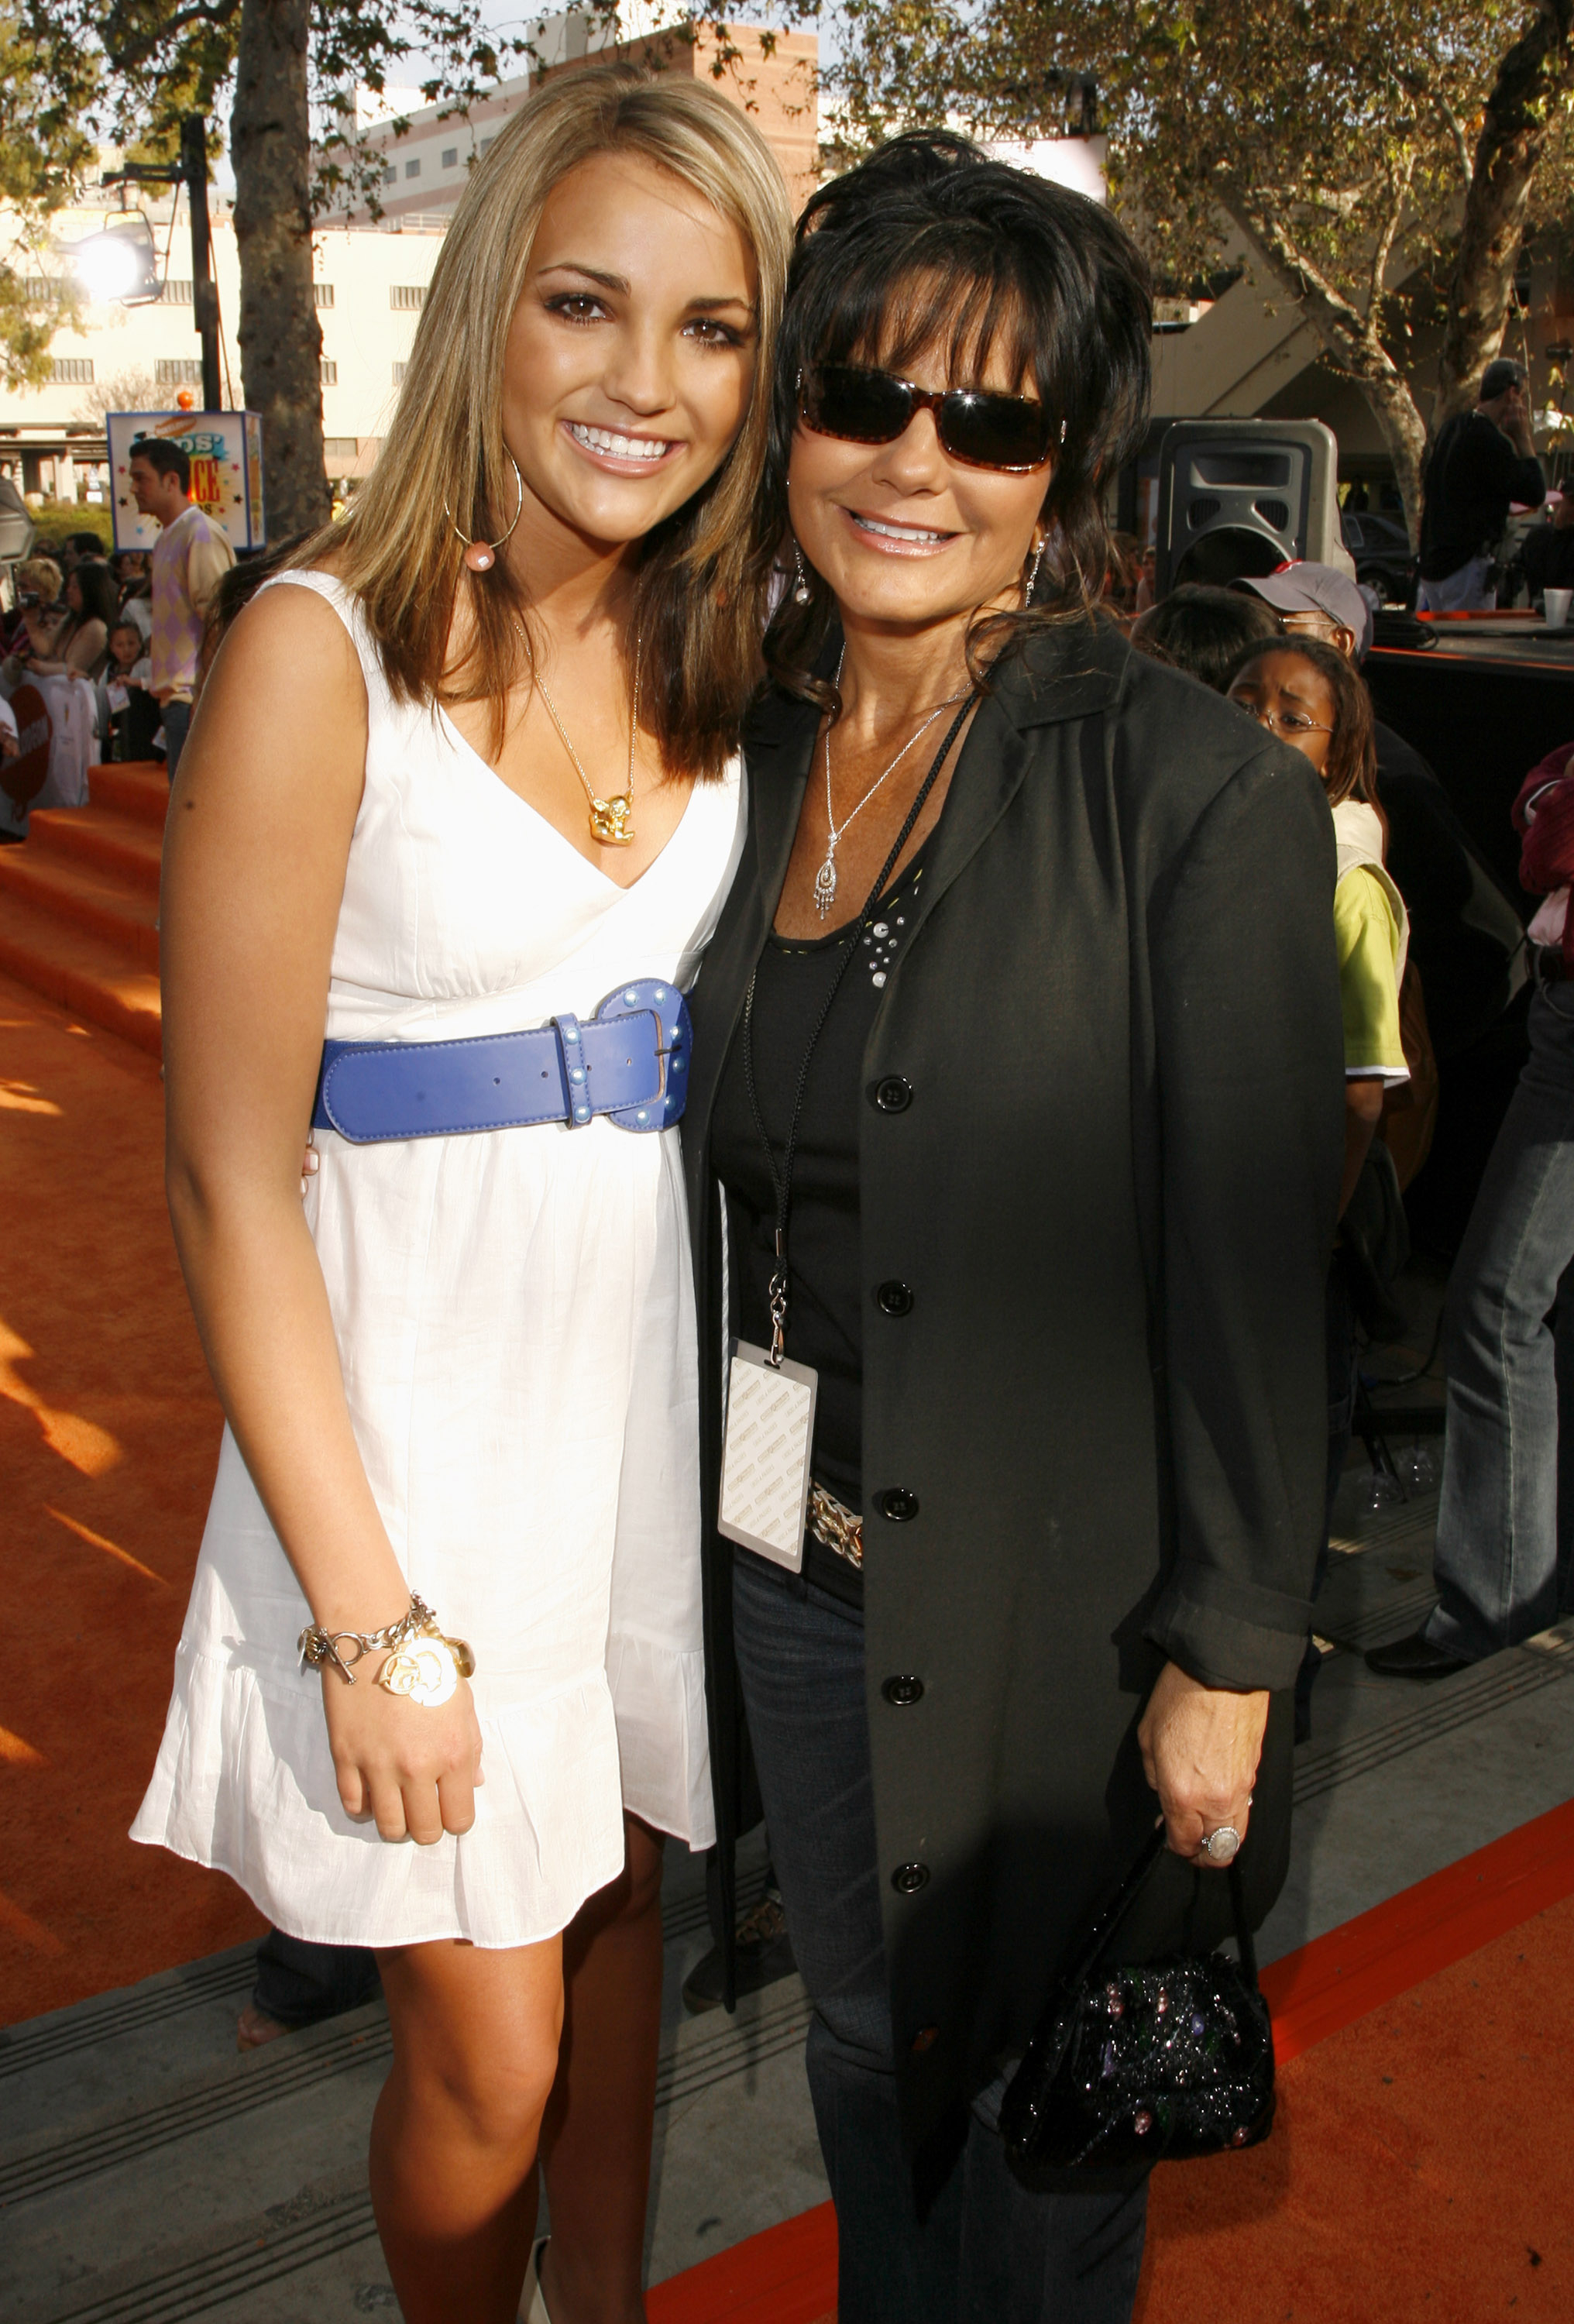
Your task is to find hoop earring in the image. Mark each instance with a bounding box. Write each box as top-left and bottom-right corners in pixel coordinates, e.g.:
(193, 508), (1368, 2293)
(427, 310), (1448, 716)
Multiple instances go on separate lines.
(1025, 535), (1046, 605)
(792, 542), (813, 606)
(446, 456), (524, 573)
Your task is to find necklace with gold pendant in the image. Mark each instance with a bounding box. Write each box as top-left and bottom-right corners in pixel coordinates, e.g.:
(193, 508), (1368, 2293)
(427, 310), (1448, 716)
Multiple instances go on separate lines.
(529, 624), (643, 848)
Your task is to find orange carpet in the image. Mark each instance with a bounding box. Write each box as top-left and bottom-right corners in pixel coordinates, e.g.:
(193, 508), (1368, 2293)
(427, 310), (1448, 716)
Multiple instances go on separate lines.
(0, 971), (262, 2023)
(648, 1806), (1574, 2321)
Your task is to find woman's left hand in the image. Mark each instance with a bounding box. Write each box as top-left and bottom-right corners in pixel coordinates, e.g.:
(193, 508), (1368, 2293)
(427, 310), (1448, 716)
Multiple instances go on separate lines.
(1137, 1659), (1268, 1865)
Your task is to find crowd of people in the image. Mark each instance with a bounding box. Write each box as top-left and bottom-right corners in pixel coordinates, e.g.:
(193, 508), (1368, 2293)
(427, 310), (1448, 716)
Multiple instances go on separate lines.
(0, 438), (232, 827)
(0, 58), (1557, 2324)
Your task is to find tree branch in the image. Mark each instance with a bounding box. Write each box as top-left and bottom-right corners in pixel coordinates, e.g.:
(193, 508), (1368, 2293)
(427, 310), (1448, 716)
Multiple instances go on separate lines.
(1435, 0), (1574, 428)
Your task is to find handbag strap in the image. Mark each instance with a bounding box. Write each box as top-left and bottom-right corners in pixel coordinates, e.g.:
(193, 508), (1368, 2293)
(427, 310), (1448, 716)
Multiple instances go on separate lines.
(1057, 1823), (1261, 1999)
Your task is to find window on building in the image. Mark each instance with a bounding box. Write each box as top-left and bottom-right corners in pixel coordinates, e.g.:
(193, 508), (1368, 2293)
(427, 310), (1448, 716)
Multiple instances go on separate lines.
(442, 146), (458, 167)
(50, 356), (95, 383)
(393, 362), (408, 385)
(383, 166), (397, 186)
(24, 277), (52, 301)
(314, 284), (335, 308)
(155, 359), (202, 385)
(323, 437), (359, 461)
(404, 159), (421, 179)
(480, 136), (494, 151)
(160, 279), (194, 305)
(390, 285), (426, 311)
(321, 361), (339, 385)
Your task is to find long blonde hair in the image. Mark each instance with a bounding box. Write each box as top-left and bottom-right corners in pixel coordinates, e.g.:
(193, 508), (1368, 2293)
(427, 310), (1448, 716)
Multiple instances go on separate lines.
(296, 67), (792, 777)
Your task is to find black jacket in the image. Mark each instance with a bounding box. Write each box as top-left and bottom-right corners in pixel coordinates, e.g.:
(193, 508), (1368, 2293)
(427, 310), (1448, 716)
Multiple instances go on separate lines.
(682, 619), (1345, 2144)
(1418, 411), (1545, 579)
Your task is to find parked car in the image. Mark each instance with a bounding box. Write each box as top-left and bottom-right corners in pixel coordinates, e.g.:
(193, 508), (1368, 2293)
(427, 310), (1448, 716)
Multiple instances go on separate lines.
(1342, 510), (1415, 603)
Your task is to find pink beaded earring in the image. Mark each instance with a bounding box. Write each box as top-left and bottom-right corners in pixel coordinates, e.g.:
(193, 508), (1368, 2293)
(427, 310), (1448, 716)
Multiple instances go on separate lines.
(447, 456), (524, 572)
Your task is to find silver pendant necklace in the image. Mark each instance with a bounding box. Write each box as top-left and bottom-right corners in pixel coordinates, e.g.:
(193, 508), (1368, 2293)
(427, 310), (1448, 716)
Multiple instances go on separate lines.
(816, 656), (969, 920)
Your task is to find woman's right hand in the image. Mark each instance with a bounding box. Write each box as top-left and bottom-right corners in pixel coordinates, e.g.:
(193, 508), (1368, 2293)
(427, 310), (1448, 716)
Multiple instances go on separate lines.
(322, 1664), (484, 1843)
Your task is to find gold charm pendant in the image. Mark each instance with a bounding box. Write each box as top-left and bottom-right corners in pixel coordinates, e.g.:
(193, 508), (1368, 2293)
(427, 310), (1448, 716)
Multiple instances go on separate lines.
(589, 793), (636, 847)
(375, 1631), (476, 1707)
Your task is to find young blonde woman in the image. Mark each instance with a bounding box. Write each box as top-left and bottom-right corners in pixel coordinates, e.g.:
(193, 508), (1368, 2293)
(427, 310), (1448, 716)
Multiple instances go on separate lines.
(133, 70), (791, 2324)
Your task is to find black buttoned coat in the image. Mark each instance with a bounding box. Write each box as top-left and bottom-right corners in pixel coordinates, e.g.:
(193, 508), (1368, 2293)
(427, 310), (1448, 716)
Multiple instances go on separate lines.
(682, 617), (1345, 2147)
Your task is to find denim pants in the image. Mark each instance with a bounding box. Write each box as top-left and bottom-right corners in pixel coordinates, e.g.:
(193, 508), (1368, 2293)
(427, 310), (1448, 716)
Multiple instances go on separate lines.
(1416, 556), (1496, 614)
(731, 1552), (1148, 2324)
(161, 696), (191, 782)
(1427, 980), (1574, 1656)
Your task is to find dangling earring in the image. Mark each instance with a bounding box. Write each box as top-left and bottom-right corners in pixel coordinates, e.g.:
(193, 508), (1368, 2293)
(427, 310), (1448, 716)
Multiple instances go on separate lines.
(1025, 535), (1046, 605)
(446, 456), (524, 573)
(792, 543), (812, 606)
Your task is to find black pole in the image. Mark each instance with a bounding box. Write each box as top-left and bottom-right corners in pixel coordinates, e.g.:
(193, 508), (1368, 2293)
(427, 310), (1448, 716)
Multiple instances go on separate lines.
(181, 114), (222, 411)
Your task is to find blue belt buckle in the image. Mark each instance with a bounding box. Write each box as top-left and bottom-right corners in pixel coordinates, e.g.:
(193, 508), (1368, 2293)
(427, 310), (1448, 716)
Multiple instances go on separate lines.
(595, 978), (691, 1133)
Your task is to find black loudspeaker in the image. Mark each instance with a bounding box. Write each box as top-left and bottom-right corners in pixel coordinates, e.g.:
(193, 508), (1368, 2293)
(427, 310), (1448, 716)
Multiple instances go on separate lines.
(1156, 420), (1349, 598)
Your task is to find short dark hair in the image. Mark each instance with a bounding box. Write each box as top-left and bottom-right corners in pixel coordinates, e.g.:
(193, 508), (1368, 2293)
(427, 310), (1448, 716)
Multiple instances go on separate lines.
(1130, 584), (1278, 693)
(764, 132), (1152, 697)
(129, 435), (191, 491)
(1480, 358), (1524, 403)
(1224, 634), (1377, 807)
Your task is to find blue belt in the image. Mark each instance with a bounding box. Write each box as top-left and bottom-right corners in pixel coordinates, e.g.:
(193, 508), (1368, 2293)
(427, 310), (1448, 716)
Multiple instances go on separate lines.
(311, 978), (690, 1143)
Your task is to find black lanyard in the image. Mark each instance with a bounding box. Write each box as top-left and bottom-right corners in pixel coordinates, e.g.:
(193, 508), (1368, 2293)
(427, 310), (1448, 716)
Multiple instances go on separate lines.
(741, 691), (976, 1366)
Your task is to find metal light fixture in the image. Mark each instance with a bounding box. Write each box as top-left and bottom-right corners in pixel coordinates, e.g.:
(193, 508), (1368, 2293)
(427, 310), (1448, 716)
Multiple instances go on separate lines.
(65, 211), (161, 307)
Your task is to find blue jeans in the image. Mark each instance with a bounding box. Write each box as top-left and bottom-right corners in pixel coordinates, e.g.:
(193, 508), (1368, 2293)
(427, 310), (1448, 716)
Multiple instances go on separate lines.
(1427, 981), (1574, 1656)
(162, 696), (191, 782)
(731, 1552), (1148, 2324)
(1416, 556), (1495, 613)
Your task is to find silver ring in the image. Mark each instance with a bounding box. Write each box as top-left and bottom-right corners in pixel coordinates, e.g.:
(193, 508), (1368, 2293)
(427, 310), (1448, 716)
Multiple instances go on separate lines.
(1201, 1824), (1242, 1865)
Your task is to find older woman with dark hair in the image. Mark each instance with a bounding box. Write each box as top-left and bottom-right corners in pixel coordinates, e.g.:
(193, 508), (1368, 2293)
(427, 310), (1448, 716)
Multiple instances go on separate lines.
(682, 135), (1345, 2320)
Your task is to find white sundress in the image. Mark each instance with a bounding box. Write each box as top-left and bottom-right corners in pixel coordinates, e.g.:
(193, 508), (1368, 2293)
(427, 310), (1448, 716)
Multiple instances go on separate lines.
(132, 570), (744, 1948)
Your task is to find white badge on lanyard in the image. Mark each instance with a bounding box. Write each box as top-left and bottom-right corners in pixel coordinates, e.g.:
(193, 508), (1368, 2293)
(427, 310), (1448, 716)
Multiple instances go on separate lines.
(717, 1339), (818, 1572)
(717, 687), (973, 1575)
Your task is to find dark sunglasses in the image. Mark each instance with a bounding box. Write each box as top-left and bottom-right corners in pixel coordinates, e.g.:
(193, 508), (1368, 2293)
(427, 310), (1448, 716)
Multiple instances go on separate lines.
(797, 363), (1059, 473)
(799, 360), (1055, 469)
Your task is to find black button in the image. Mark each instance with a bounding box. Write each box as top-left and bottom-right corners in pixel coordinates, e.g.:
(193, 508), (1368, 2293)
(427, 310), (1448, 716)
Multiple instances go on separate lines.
(872, 1075), (912, 1114)
(892, 1862), (930, 1895)
(882, 1673), (924, 1707)
(877, 1487), (919, 1523)
(875, 1280), (914, 1317)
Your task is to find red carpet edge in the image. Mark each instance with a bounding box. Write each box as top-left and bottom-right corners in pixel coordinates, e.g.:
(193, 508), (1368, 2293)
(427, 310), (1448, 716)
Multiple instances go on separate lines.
(645, 1795), (1574, 2323)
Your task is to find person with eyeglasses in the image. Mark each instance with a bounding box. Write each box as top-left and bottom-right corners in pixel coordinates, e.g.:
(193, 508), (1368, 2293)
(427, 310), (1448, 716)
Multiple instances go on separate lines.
(679, 134), (1345, 2321)
(1225, 635), (1411, 1736)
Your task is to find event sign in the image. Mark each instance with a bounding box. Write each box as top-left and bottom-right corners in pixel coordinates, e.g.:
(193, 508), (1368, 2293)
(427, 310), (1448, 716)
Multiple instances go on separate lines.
(108, 411), (266, 552)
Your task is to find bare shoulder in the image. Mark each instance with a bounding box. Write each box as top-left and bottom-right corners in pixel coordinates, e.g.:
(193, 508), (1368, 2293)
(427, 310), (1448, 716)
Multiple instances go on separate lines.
(194, 576), (368, 786)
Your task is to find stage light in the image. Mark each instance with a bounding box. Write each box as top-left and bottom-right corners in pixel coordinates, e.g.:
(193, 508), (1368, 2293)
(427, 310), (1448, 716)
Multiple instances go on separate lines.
(67, 213), (161, 307)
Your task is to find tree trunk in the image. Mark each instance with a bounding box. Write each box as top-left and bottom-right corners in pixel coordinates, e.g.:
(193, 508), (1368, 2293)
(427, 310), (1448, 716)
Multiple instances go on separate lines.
(232, 0), (329, 539)
(1433, 0), (1574, 432)
(1226, 202), (1431, 542)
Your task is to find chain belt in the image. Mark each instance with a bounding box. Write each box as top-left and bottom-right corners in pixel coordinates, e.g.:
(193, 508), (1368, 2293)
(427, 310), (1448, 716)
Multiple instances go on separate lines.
(808, 1481), (864, 1571)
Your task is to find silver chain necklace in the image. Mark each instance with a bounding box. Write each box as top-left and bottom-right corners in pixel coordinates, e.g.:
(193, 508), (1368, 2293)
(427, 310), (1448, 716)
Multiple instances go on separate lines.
(814, 656), (969, 920)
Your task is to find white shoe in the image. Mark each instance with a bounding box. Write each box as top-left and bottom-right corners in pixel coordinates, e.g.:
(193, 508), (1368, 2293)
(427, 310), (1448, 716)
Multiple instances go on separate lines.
(519, 2236), (552, 2324)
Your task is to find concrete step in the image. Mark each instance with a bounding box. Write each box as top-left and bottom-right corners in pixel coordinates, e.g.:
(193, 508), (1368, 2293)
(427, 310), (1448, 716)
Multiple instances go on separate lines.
(0, 887), (161, 1057)
(86, 763), (169, 829)
(25, 806), (163, 897)
(0, 848), (159, 968)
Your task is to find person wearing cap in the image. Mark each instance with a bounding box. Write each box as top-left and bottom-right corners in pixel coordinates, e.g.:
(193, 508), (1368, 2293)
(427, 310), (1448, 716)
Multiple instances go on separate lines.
(1416, 359), (1545, 613)
(1235, 565), (1527, 1066)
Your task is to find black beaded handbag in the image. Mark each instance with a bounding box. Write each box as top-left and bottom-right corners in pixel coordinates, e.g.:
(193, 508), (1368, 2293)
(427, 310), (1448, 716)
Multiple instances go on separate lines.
(999, 1826), (1276, 2179)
